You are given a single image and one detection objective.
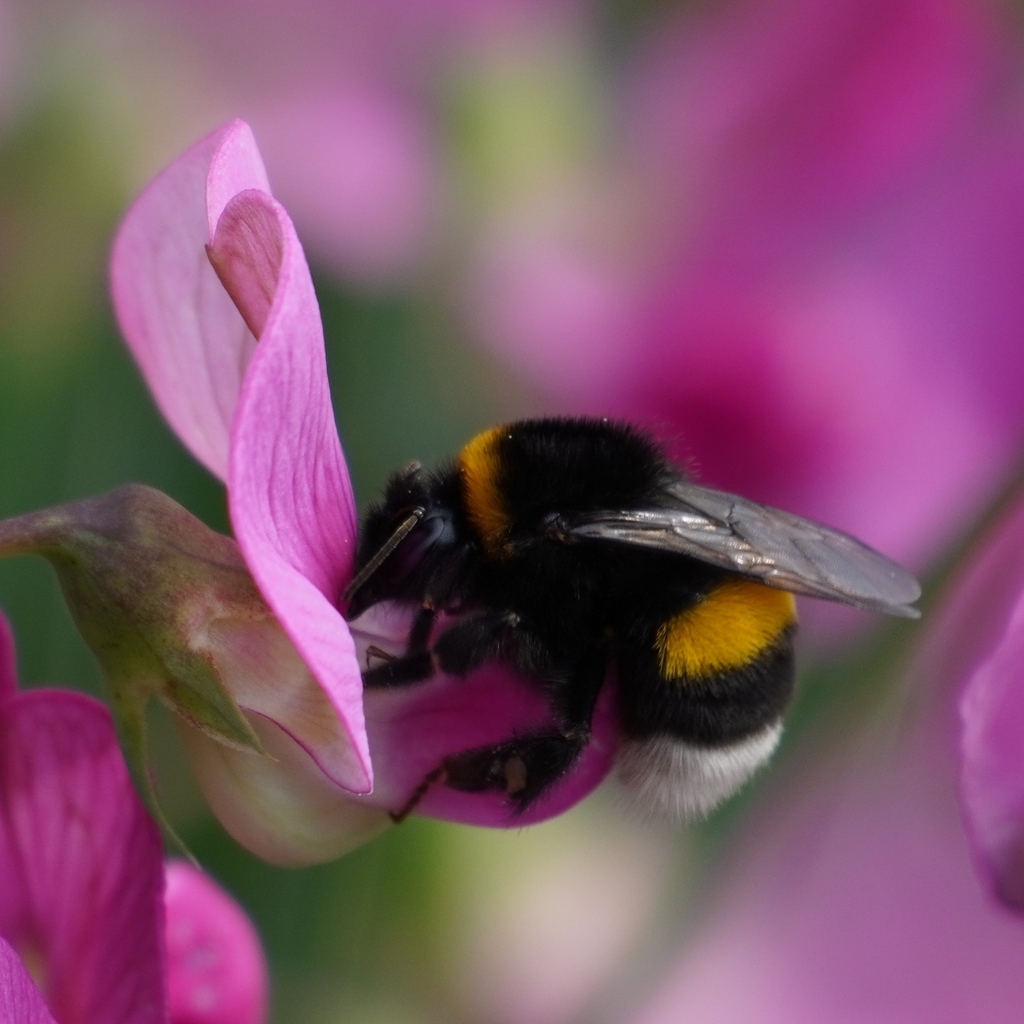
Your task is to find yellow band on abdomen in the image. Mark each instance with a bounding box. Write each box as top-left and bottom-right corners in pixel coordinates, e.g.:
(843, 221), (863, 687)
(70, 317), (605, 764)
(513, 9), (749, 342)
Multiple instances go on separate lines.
(656, 579), (797, 680)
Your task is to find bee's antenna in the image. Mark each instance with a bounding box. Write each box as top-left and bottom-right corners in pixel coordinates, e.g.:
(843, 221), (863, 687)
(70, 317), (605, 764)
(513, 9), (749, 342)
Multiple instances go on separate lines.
(343, 507), (425, 603)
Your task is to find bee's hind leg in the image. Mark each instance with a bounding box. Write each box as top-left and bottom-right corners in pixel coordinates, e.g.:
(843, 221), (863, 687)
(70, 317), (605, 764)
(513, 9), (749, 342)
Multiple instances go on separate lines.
(387, 645), (607, 820)
(441, 729), (592, 809)
(387, 731), (587, 824)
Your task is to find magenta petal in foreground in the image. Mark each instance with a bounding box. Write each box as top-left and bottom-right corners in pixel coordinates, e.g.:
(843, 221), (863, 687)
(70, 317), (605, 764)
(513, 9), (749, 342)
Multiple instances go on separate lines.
(221, 189), (368, 793)
(165, 862), (267, 1024)
(112, 120), (270, 480)
(0, 690), (165, 1024)
(0, 937), (57, 1024)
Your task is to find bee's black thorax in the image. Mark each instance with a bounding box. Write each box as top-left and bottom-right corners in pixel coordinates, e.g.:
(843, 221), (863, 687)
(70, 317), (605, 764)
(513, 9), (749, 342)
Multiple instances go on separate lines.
(459, 418), (671, 555)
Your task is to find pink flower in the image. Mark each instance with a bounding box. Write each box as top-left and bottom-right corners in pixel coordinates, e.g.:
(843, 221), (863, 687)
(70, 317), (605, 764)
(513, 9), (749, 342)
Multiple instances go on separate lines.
(0, 610), (267, 1024)
(110, 119), (617, 861)
(468, 0), (1024, 583)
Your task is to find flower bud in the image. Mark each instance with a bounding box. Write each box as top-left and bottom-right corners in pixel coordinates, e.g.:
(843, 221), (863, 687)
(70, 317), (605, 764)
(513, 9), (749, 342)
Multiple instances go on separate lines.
(0, 485), (278, 819)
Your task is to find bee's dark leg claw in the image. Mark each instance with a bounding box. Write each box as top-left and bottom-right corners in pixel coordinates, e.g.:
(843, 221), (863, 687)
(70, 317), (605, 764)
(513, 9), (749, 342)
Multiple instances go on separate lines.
(365, 645), (397, 668)
(362, 651), (435, 688)
(363, 602), (440, 687)
(389, 765), (446, 823)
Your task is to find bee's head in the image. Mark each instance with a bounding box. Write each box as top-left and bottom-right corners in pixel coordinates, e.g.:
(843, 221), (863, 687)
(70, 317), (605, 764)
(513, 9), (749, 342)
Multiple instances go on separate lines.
(346, 462), (457, 617)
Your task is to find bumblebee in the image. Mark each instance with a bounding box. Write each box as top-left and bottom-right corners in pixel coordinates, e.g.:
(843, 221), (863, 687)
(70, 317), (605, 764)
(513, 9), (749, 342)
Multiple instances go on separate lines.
(346, 418), (920, 821)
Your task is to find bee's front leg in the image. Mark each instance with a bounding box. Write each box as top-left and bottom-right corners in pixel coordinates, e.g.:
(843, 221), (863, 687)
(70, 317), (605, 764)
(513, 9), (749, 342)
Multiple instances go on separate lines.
(361, 602), (438, 687)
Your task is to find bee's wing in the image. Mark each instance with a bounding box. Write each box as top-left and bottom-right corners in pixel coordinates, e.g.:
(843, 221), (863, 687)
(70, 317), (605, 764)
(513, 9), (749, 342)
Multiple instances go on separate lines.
(562, 479), (921, 618)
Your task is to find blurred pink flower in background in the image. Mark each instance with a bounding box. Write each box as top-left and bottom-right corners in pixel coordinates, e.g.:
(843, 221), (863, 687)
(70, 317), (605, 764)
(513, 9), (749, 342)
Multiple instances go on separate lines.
(438, 801), (675, 1024)
(627, 486), (1024, 1023)
(0, 612), (267, 1024)
(253, 84), (438, 285)
(467, 0), (1024, 578)
(111, 119), (617, 862)
(103, 0), (587, 286)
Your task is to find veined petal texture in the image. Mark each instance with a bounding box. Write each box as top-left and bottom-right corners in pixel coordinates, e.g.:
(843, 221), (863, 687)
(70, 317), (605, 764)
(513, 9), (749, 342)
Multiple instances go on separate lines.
(111, 121), (270, 480)
(0, 690), (166, 1024)
(222, 189), (367, 793)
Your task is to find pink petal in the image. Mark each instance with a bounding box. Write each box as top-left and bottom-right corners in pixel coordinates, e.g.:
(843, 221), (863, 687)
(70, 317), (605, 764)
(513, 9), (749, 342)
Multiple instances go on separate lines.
(204, 123), (273, 240)
(0, 690), (166, 1024)
(206, 192), (282, 339)
(350, 606), (618, 826)
(960, 592), (1024, 909)
(177, 717), (389, 867)
(951, 497), (1024, 911)
(221, 189), (368, 793)
(0, 937), (57, 1024)
(363, 668), (617, 826)
(186, 605), (618, 844)
(0, 610), (16, 701)
(912, 493), (1024, 725)
(111, 120), (270, 480)
(203, 616), (361, 783)
(164, 862), (267, 1024)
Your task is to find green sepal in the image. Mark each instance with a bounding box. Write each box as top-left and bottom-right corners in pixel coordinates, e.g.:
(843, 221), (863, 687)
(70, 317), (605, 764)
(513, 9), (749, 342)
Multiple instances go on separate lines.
(0, 485), (271, 837)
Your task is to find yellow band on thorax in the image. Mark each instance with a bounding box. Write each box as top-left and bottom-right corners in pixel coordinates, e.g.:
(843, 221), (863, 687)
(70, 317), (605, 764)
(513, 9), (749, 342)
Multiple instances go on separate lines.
(459, 425), (513, 555)
(656, 579), (796, 680)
